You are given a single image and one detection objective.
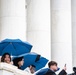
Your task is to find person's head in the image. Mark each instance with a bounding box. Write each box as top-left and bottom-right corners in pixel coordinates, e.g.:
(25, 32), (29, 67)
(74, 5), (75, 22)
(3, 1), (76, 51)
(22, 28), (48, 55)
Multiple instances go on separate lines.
(1, 53), (11, 64)
(29, 65), (36, 74)
(48, 61), (58, 71)
(73, 67), (76, 73)
(13, 56), (24, 69)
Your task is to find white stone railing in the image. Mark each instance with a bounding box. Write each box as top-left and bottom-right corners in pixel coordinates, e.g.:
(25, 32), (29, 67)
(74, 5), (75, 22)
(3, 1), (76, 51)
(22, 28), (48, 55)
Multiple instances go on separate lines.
(0, 62), (32, 75)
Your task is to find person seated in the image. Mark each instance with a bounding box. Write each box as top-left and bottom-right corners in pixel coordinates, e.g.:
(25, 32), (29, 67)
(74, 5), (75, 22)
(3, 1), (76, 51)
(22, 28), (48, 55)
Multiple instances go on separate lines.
(68, 67), (76, 75)
(1, 53), (12, 64)
(36, 61), (67, 75)
(13, 56), (24, 69)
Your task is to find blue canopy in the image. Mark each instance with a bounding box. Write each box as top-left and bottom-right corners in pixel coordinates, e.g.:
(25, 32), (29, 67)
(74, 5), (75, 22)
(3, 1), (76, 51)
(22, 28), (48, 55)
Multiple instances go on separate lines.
(36, 68), (49, 75)
(20, 53), (48, 71)
(32, 57), (48, 71)
(20, 52), (40, 69)
(0, 39), (33, 56)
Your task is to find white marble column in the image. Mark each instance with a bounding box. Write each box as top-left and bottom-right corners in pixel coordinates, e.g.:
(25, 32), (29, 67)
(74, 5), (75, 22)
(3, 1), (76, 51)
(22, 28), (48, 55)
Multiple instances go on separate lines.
(51, 0), (72, 73)
(0, 0), (26, 41)
(26, 0), (51, 60)
(72, 0), (76, 67)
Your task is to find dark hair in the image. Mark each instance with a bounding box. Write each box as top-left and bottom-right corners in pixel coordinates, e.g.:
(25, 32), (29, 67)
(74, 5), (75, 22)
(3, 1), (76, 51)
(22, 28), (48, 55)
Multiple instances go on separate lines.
(13, 56), (23, 69)
(31, 65), (36, 68)
(48, 61), (57, 68)
(1, 53), (11, 62)
(73, 67), (76, 73)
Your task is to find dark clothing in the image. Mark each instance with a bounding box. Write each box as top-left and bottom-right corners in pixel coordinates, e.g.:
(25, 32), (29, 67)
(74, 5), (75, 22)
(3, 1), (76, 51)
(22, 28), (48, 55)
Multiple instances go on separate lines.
(44, 69), (67, 75)
(44, 69), (55, 75)
(36, 68), (67, 75)
(68, 73), (76, 75)
(58, 70), (67, 75)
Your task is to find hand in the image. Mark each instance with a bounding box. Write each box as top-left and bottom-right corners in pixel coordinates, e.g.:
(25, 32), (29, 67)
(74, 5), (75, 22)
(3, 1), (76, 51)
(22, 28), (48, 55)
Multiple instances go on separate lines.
(63, 64), (67, 71)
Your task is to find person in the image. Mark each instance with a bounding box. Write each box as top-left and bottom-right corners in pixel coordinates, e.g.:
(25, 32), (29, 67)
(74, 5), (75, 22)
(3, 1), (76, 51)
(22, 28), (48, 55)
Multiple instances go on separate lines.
(24, 65), (36, 74)
(68, 67), (76, 75)
(13, 56), (24, 69)
(1, 53), (11, 64)
(36, 61), (67, 75)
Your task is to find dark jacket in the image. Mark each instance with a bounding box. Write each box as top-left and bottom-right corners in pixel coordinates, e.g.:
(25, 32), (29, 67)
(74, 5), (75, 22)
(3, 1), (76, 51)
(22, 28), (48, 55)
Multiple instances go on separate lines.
(58, 70), (67, 75)
(44, 69), (56, 75)
(36, 68), (67, 75)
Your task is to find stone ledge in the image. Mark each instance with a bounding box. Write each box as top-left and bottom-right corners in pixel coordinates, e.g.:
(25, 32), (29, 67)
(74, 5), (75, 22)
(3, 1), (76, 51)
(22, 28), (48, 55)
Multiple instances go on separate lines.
(0, 62), (27, 75)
